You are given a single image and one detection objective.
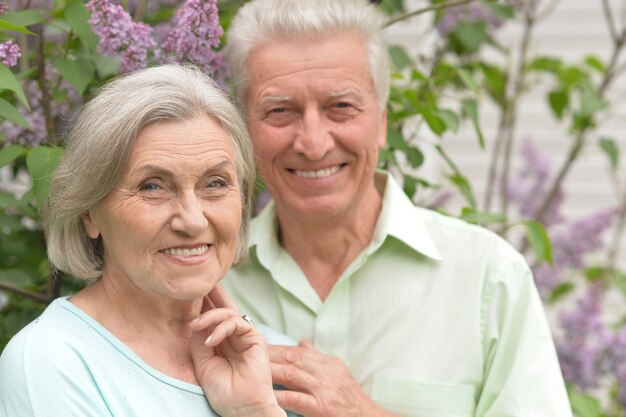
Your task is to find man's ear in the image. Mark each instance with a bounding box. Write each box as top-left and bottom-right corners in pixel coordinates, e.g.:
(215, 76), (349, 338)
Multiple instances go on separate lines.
(83, 211), (101, 239)
(378, 108), (388, 149)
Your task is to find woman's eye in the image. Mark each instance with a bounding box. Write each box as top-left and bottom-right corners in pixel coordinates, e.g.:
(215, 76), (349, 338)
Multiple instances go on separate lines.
(139, 181), (161, 191)
(207, 178), (228, 189)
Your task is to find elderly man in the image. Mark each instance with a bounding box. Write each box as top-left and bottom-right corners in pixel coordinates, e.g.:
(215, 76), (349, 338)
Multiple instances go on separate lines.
(222, 0), (572, 416)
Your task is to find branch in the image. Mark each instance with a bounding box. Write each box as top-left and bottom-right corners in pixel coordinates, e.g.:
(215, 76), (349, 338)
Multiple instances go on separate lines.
(498, 1), (538, 230)
(35, 26), (56, 146)
(602, 0), (620, 42)
(385, 0), (479, 27)
(0, 281), (50, 304)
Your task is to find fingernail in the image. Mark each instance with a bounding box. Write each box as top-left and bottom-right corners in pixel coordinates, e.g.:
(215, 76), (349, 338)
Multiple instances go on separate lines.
(191, 316), (200, 326)
(204, 334), (212, 346)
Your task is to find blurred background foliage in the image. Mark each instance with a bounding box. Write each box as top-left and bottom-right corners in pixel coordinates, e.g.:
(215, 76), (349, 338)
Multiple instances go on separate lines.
(0, 1), (625, 415)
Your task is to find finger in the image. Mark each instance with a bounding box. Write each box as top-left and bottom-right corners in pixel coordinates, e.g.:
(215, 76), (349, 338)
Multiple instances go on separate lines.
(274, 389), (318, 417)
(207, 283), (239, 311)
(191, 307), (239, 332)
(270, 362), (317, 392)
(204, 316), (255, 348)
(268, 345), (321, 369)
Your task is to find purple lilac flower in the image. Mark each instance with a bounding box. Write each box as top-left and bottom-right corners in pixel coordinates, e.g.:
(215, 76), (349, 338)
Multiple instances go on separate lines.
(531, 209), (615, 297)
(0, 40), (21, 67)
(159, 0), (227, 88)
(436, 2), (506, 37)
(507, 139), (565, 227)
(556, 282), (609, 390)
(87, 0), (156, 74)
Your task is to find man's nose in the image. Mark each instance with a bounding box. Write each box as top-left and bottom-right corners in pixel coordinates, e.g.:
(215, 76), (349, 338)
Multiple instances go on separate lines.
(293, 110), (335, 160)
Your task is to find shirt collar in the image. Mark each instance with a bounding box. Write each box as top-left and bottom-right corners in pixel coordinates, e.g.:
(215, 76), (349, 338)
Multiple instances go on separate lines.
(249, 170), (443, 267)
(370, 171), (442, 261)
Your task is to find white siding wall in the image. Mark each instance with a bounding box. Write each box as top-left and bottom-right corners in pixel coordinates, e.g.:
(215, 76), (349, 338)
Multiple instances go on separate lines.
(384, 0), (626, 266)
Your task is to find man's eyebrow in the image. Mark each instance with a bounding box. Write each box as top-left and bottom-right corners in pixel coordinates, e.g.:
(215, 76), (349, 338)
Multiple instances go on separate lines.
(260, 95), (293, 104)
(328, 89), (360, 99)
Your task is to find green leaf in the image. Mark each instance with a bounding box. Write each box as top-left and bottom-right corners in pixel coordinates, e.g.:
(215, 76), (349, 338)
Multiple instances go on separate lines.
(568, 389), (602, 417)
(64, 0), (99, 51)
(388, 46), (413, 70)
(0, 98), (31, 129)
(0, 191), (18, 209)
(421, 107), (446, 136)
(460, 207), (506, 225)
(449, 173), (476, 209)
(0, 268), (34, 285)
(1, 10), (46, 26)
(402, 176), (417, 199)
(0, 144), (25, 167)
(55, 58), (95, 95)
(529, 56), (562, 73)
(462, 99), (485, 149)
(584, 55), (605, 73)
(25, 146), (65, 209)
(598, 137), (619, 170)
(549, 282), (575, 302)
(485, 3), (515, 19)
(523, 220), (553, 264)
(450, 21), (490, 54)
(579, 89), (608, 116)
(548, 89), (568, 119)
(480, 63), (506, 107)
(0, 64), (29, 110)
(455, 67), (479, 95)
(386, 125), (407, 150)
(405, 146), (424, 168)
(436, 109), (459, 132)
(0, 18), (34, 35)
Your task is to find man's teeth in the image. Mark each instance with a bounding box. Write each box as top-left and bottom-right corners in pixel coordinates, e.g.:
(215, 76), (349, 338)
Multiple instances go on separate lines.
(294, 165), (340, 179)
(162, 245), (209, 256)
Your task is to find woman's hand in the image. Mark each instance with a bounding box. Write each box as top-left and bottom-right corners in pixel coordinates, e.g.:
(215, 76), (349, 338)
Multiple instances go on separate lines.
(190, 284), (286, 417)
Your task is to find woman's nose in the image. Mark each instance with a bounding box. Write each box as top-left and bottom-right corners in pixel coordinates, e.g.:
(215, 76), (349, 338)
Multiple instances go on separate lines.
(170, 193), (209, 236)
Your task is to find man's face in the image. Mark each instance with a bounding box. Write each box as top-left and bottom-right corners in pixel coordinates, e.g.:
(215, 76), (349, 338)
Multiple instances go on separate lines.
(245, 34), (387, 222)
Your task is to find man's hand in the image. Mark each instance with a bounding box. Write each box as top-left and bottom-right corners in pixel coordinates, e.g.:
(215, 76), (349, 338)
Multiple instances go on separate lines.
(269, 341), (400, 417)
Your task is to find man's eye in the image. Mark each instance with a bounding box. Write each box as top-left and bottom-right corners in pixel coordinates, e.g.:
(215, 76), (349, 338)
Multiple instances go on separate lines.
(270, 107), (287, 113)
(335, 102), (350, 109)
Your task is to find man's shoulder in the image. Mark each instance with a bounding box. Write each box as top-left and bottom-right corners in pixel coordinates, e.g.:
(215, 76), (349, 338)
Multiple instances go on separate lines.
(404, 204), (526, 264)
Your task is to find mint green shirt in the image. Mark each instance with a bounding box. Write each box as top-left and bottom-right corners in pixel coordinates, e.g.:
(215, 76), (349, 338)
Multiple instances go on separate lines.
(224, 172), (572, 417)
(0, 297), (295, 417)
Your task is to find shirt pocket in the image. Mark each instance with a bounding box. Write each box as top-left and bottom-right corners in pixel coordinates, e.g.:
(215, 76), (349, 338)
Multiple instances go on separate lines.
(371, 373), (476, 417)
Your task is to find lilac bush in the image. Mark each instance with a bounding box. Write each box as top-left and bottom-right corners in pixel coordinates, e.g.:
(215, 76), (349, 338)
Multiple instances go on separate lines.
(87, 0), (157, 73)
(0, 40), (20, 67)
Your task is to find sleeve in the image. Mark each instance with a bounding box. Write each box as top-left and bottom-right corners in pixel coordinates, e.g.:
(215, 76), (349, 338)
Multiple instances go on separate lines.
(0, 326), (114, 417)
(474, 241), (573, 417)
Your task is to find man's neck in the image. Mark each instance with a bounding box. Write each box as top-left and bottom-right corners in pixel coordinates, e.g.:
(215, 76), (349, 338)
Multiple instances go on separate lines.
(276, 182), (384, 301)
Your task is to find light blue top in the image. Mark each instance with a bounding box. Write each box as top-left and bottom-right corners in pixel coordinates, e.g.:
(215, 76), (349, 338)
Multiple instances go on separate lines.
(224, 172), (573, 417)
(0, 297), (295, 417)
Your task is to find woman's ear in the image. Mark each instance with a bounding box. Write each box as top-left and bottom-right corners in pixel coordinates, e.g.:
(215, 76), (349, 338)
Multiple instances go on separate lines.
(83, 211), (101, 239)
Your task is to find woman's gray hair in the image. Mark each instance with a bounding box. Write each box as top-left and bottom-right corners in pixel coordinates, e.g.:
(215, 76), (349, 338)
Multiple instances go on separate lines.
(46, 64), (256, 281)
(224, 0), (390, 110)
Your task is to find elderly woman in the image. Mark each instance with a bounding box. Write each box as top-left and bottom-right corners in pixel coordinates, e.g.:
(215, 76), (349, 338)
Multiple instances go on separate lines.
(0, 65), (289, 417)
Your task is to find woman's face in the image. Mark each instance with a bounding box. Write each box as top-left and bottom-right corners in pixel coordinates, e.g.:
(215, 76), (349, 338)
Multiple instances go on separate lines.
(83, 115), (242, 301)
